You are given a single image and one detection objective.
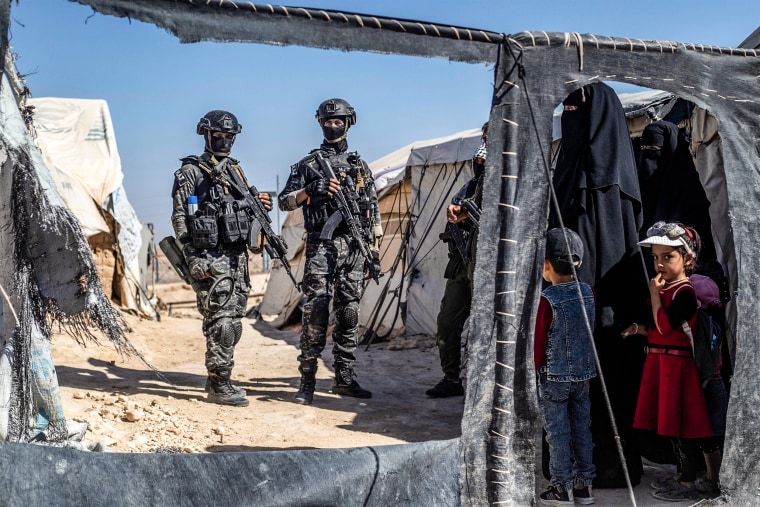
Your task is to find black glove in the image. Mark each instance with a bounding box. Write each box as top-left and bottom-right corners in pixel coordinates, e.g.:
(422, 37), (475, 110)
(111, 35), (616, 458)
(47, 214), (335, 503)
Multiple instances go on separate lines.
(304, 178), (330, 197)
(365, 249), (381, 276)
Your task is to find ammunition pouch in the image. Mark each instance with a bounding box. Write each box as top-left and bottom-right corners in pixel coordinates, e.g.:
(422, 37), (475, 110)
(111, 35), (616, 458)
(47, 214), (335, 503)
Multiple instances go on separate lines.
(191, 211), (218, 249)
(219, 202), (250, 244)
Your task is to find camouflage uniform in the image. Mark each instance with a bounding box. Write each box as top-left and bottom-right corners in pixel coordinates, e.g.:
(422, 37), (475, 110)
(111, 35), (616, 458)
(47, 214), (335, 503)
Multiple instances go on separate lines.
(280, 142), (381, 403)
(171, 154), (251, 391)
(170, 110), (261, 407)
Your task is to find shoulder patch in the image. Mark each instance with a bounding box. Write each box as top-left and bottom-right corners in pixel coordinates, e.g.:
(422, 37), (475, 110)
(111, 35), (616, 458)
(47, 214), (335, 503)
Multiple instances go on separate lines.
(174, 168), (190, 186)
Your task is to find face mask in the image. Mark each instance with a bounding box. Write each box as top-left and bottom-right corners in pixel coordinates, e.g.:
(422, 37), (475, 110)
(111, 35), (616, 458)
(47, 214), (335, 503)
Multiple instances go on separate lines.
(322, 124), (347, 143)
(640, 149), (661, 161)
(209, 134), (235, 155)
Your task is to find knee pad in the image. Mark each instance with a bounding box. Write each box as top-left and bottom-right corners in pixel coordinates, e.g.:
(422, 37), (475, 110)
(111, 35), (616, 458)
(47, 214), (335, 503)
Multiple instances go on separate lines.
(340, 302), (359, 328)
(213, 319), (242, 348)
(305, 295), (331, 329)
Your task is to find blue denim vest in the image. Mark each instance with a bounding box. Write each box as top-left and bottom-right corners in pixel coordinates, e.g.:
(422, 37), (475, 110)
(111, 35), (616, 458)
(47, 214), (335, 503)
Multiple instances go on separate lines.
(542, 281), (597, 382)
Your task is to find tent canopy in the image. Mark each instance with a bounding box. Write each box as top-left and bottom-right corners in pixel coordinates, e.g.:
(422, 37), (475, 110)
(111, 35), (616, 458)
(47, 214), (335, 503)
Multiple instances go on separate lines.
(28, 97), (156, 318)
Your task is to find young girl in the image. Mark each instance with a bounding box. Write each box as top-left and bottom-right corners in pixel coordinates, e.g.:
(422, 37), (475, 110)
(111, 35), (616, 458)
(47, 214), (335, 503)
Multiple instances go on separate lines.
(621, 221), (713, 501)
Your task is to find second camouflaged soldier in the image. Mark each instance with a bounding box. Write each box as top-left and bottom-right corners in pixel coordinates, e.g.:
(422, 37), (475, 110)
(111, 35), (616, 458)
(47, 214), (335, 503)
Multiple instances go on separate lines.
(171, 110), (272, 407)
(279, 98), (382, 405)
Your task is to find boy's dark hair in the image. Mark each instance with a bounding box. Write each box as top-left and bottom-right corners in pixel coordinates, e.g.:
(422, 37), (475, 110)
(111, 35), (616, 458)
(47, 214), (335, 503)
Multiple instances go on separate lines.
(548, 257), (576, 276)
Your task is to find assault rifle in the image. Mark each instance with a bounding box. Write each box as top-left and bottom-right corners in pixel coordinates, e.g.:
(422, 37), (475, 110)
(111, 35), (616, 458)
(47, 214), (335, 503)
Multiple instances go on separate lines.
(210, 158), (300, 290)
(314, 152), (381, 284)
(443, 222), (472, 264)
(460, 198), (481, 228)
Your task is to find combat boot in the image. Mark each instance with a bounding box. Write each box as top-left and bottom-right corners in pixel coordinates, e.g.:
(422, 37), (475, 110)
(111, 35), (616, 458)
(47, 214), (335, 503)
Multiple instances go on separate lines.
(332, 365), (372, 399)
(204, 377), (246, 397)
(293, 361), (318, 405)
(207, 375), (249, 407)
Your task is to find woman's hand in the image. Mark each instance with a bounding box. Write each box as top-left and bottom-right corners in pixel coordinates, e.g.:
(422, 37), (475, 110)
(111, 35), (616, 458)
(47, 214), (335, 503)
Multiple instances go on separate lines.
(621, 323), (641, 338)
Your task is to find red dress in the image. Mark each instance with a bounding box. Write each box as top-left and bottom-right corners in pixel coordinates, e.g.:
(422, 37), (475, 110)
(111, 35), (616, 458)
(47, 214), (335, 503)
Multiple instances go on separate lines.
(633, 280), (713, 438)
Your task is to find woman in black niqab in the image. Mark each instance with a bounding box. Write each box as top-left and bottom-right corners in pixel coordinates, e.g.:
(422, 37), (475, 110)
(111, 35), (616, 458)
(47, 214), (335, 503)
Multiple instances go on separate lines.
(549, 81), (648, 487)
(551, 82), (644, 318)
(637, 120), (716, 262)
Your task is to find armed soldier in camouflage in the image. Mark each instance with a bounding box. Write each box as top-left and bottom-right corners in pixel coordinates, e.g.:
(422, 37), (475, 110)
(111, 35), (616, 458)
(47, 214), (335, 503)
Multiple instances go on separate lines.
(279, 98), (382, 405)
(171, 110), (272, 407)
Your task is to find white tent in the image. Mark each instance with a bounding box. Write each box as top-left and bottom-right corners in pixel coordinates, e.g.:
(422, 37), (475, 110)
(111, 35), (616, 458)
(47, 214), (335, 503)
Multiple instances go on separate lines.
(258, 128), (482, 337)
(28, 97), (157, 319)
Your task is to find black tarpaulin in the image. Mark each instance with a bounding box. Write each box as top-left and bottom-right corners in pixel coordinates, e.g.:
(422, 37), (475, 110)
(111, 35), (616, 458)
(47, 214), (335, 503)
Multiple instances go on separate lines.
(2, 2), (759, 506)
(476, 32), (758, 505)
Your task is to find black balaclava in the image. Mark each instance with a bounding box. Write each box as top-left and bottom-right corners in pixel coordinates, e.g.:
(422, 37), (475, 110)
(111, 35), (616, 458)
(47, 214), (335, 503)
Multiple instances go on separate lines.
(205, 132), (235, 158)
(321, 119), (349, 144)
(320, 118), (349, 154)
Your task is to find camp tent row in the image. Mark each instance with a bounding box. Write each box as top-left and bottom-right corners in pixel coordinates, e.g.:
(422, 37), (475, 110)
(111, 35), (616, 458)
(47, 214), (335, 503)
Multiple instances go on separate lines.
(0, 2), (758, 506)
(27, 96), (158, 320)
(3, 46), (157, 320)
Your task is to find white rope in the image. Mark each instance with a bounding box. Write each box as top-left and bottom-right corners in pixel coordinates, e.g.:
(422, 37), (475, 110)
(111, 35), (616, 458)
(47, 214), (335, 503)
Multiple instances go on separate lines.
(0, 282), (19, 327)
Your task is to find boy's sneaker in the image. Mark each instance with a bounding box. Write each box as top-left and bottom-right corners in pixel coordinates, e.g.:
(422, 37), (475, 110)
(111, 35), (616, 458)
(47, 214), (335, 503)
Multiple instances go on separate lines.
(695, 478), (721, 499)
(539, 484), (574, 506)
(425, 377), (464, 398)
(573, 486), (594, 505)
(652, 483), (700, 502)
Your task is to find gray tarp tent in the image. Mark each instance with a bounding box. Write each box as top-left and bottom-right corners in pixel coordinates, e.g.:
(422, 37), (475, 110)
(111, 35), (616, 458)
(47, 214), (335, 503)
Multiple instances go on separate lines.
(1, 2), (758, 506)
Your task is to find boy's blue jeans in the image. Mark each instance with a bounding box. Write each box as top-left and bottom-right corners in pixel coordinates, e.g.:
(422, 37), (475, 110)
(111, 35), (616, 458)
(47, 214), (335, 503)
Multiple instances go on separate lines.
(538, 374), (596, 491)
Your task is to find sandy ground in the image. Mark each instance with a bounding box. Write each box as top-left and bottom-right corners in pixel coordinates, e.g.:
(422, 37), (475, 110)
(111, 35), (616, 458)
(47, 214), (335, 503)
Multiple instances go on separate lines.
(48, 279), (715, 506)
(50, 280), (463, 454)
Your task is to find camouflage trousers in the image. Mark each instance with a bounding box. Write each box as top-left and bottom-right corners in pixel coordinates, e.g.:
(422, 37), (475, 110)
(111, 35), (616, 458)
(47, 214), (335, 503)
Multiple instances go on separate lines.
(300, 233), (365, 369)
(194, 248), (251, 380)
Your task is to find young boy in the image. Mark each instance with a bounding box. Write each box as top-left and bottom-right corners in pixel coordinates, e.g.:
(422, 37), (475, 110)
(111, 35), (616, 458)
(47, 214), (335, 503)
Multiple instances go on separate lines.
(535, 227), (597, 506)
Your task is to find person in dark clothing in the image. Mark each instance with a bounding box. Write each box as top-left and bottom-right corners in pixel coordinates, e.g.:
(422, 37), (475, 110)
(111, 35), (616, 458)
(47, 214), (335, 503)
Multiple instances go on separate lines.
(170, 110), (272, 407)
(279, 98), (382, 406)
(425, 122), (487, 398)
(637, 120), (716, 262)
(549, 82), (648, 487)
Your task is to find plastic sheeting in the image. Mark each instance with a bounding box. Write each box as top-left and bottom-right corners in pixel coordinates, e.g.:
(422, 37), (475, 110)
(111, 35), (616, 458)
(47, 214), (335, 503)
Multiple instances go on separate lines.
(0, 438), (459, 506)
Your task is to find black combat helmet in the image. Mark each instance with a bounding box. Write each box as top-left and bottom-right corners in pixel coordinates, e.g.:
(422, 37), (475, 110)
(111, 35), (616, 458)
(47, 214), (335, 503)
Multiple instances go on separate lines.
(315, 99), (356, 127)
(196, 110), (243, 135)
(315, 99), (355, 143)
(196, 110), (241, 156)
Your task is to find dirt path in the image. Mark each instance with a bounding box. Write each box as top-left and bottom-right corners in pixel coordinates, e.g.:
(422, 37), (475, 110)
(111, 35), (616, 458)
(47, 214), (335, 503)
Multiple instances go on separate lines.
(49, 283), (697, 506)
(50, 282), (463, 453)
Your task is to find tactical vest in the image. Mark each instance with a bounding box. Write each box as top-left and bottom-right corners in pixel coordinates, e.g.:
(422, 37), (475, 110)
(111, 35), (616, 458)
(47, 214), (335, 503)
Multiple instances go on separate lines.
(182, 154), (252, 250)
(302, 150), (374, 238)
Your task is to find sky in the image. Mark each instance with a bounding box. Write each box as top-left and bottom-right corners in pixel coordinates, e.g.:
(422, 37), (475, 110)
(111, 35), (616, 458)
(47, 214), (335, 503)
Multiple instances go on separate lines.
(7, 0), (759, 240)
